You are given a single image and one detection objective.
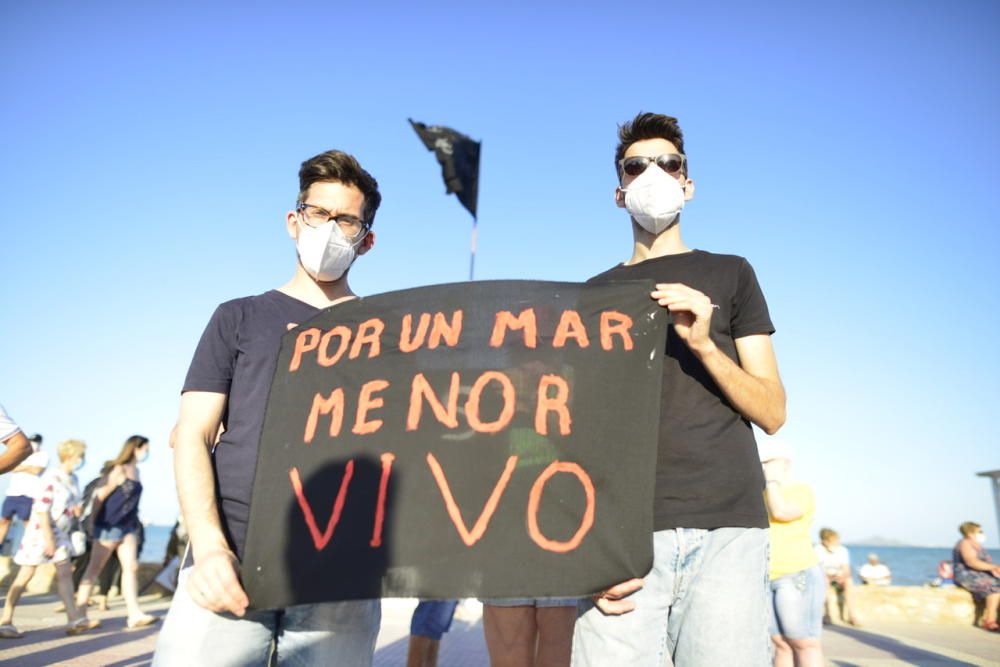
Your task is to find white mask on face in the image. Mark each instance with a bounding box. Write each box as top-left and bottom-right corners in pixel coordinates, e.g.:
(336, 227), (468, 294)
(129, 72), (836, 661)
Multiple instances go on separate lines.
(135, 449), (149, 464)
(976, 532), (987, 544)
(295, 217), (358, 282)
(621, 164), (686, 235)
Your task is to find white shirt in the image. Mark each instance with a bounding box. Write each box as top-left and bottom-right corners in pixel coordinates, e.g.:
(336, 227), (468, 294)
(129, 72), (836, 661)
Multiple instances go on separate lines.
(0, 403), (21, 442)
(815, 543), (850, 576)
(859, 562), (892, 585)
(5, 449), (50, 498)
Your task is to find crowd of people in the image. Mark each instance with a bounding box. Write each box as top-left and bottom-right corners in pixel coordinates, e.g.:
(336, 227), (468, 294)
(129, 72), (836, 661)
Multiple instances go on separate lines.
(0, 412), (158, 639)
(2, 109), (996, 665)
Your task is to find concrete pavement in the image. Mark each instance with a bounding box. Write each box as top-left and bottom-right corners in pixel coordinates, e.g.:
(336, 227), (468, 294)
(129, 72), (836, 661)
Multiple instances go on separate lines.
(1, 592), (997, 666)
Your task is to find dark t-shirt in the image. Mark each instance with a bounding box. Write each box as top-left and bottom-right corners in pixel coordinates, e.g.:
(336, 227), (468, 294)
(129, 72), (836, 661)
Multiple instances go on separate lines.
(183, 290), (320, 559)
(589, 250), (774, 530)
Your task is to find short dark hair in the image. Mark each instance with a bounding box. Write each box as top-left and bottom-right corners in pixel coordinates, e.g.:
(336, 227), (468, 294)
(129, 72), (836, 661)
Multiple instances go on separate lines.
(615, 112), (688, 181)
(28, 433), (42, 444)
(819, 527), (838, 542)
(297, 150), (382, 227)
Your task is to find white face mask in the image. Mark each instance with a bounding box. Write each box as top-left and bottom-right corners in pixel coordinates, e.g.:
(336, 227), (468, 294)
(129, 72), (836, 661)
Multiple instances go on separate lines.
(295, 217), (358, 282)
(135, 449), (149, 464)
(976, 532), (987, 544)
(622, 164), (686, 234)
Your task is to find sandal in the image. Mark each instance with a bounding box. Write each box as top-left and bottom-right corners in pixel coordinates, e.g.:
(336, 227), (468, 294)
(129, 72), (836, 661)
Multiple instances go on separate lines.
(66, 617), (101, 636)
(0, 624), (23, 639)
(126, 614), (160, 630)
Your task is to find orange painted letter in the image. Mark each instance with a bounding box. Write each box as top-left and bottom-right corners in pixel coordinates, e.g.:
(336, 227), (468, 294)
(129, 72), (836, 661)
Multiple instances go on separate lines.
(290, 328), (321, 372)
(350, 318), (385, 360)
(535, 374), (572, 436)
(600, 311), (634, 351)
(303, 389), (345, 443)
(353, 379), (390, 435)
(489, 309), (537, 349)
(553, 310), (590, 348)
(427, 453), (518, 547)
(400, 313), (431, 353)
(428, 311), (463, 349)
(407, 372), (460, 431)
(370, 453), (395, 548)
(289, 462), (355, 551)
(526, 461), (595, 553)
(318, 326), (352, 367)
(465, 371), (516, 434)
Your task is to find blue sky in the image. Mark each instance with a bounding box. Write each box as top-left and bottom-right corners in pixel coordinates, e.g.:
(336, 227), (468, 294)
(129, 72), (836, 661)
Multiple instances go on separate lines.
(2, 0), (998, 548)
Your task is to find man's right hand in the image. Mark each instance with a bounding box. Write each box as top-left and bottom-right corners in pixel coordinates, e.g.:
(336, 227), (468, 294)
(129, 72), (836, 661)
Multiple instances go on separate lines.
(593, 577), (644, 615)
(186, 549), (249, 616)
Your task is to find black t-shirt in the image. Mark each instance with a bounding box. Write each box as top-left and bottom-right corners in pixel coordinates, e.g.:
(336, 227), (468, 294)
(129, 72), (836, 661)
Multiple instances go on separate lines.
(589, 250), (774, 530)
(183, 290), (320, 559)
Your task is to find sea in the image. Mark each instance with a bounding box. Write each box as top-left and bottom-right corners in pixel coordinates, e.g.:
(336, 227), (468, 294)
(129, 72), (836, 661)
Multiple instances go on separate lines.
(139, 530), (999, 586)
(841, 543), (999, 586)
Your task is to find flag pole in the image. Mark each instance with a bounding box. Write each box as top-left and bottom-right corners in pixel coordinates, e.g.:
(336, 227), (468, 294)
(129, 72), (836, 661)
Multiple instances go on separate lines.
(469, 218), (477, 281)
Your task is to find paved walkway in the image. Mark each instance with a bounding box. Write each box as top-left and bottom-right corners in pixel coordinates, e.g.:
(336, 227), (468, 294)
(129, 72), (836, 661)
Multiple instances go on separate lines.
(0, 593), (997, 665)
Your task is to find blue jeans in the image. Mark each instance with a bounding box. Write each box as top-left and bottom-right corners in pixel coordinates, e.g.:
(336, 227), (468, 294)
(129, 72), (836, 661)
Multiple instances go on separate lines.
(410, 600), (459, 640)
(768, 565), (825, 640)
(152, 567), (380, 666)
(573, 527), (770, 667)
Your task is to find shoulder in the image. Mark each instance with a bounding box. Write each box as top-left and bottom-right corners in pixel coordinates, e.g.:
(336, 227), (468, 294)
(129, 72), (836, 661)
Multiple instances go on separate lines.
(25, 451), (49, 466)
(586, 264), (628, 283)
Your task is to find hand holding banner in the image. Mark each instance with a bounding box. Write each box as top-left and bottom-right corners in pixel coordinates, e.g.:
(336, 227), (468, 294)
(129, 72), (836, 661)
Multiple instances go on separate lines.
(241, 280), (666, 609)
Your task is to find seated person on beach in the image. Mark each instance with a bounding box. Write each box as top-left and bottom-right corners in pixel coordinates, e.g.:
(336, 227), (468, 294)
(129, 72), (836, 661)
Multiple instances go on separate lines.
(0, 439), (100, 639)
(814, 527), (859, 625)
(953, 521), (1000, 632)
(858, 553), (892, 585)
(935, 560), (954, 586)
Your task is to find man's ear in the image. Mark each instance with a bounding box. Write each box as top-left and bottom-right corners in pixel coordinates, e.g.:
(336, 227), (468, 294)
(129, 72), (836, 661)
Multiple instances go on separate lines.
(286, 210), (299, 239)
(683, 178), (696, 202)
(357, 231), (376, 256)
(614, 186), (626, 208)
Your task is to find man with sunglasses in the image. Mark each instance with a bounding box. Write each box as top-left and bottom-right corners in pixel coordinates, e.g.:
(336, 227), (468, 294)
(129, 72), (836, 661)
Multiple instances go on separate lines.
(572, 113), (786, 666)
(154, 150), (382, 665)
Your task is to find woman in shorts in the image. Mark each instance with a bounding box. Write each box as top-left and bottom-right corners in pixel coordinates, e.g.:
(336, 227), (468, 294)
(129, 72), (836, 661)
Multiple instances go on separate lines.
(0, 439), (100, 638)
(75, 435), (158, 629)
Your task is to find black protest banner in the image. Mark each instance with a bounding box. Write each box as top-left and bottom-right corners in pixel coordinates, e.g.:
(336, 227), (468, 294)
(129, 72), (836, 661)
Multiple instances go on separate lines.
(241, 280), (667, 609)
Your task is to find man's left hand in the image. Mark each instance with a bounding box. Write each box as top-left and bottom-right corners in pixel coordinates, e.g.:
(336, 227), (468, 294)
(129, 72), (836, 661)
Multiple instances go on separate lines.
(651, 283), (716, 354)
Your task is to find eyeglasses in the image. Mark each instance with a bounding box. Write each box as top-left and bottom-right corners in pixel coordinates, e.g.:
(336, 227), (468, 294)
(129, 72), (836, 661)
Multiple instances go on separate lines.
(618, 153), (686, 178)
(296, 203), (369, 240)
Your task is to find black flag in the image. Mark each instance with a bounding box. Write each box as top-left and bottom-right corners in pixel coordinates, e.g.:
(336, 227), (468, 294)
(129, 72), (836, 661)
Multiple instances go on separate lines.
(409, 119), (480, 219)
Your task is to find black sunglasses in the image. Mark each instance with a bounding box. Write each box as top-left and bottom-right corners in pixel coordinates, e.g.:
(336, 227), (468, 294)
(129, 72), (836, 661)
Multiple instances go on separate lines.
(619, 153), (686, 177)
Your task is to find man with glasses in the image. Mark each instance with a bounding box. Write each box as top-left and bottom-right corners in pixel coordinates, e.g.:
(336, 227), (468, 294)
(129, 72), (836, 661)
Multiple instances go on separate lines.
(572, 113), (786, 666)
(154, 150), (382, 665)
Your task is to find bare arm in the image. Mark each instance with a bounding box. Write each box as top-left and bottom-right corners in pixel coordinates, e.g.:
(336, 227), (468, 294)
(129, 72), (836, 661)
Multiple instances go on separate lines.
(651, 284), (786, 434)
(174, 390), (249, 615)
(959, 539), (1000, 573)
(0, 432), (33, 474)
(762, 481), (804, 522)
(10, 464), (44, 475)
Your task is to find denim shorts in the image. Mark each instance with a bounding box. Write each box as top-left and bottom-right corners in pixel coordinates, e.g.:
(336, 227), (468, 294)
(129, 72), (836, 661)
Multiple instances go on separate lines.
(482, 597), (579, 607)
(768, 565), (826, 640)
(153, 567), (380, 666)
(410, 600), (459, 640)
(94, 524), (139, 543)
(573, 527), (771, 667)
(1, 495), (32, 521)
